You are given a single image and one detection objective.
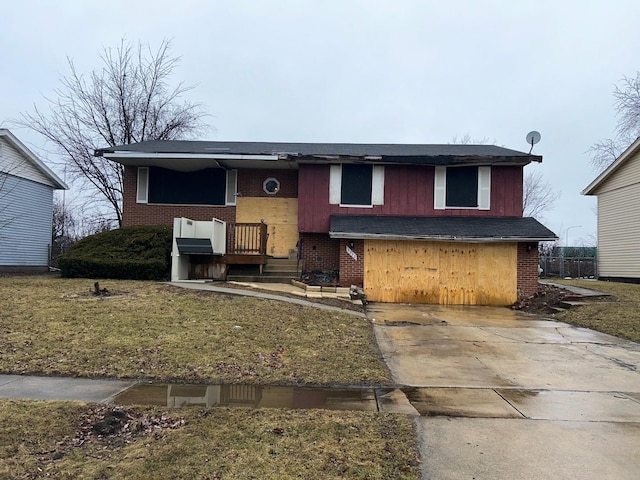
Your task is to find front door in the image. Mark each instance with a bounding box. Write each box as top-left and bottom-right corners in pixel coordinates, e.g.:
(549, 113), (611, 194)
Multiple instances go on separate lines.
(235, 197), (298, 257)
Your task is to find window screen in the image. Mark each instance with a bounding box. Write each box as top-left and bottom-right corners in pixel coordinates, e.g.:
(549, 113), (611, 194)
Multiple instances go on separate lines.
(341, 164), (372, 205)
(446, 166), (478, 207)
(148, 167), (226, 205)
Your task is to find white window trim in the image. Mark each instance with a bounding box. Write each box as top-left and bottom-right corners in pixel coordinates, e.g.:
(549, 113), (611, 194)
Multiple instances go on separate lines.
(434, 165), (491, 210)
(136, 167), (149, 203)
(329, 163), (384, 207)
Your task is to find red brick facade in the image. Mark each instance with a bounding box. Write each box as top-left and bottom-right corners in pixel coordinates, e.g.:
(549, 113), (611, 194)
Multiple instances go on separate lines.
(122, 166), (236, 226)
(298, 233), (340, 272)
(338, 239), (364, 287)
(517, 242), (540, 299)
(237, 169), (298, 198)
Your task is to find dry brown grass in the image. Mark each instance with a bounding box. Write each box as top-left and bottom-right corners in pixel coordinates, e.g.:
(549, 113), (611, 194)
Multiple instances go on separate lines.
(0, 399), (420, 479)
(552, 279), (640, 342)
(0, 276), (390, 385)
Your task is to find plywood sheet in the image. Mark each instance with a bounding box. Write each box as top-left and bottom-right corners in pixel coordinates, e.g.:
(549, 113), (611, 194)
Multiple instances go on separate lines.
(364, 240), (517, 305)
(236, 197), (298, 257)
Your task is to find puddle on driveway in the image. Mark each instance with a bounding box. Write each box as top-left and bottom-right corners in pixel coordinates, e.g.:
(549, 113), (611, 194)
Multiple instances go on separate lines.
(114, 383), (384, 412)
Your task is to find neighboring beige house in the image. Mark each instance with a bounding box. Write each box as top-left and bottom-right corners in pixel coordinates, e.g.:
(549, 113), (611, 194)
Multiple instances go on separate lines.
(583, 137), (640, 281)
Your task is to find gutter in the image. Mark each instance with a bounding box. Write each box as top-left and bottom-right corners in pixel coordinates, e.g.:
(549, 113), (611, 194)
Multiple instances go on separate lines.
(329, 232), (558, 242)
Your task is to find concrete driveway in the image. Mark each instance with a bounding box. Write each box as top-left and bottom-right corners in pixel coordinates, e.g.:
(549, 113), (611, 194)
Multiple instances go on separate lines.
(368, 303), (640, 480)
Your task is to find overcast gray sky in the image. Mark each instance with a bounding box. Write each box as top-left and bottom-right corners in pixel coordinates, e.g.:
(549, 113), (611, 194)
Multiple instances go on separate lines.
(3, 0), (639, 245)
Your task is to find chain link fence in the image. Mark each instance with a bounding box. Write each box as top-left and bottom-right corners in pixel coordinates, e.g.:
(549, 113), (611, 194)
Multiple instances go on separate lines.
(539, 247), (597, 279)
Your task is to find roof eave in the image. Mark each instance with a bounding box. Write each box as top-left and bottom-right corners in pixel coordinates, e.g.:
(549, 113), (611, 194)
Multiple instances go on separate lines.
(0, 129), (68, 190)
(582, 136), (640, 195)
(329, 232), (558, 242)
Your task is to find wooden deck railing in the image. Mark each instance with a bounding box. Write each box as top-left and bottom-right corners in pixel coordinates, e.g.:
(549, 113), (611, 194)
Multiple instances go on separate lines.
(226, 223), (268, 255)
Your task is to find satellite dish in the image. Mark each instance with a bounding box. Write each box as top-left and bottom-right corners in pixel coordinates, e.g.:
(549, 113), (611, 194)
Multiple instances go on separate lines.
(526, 131), (541, 153)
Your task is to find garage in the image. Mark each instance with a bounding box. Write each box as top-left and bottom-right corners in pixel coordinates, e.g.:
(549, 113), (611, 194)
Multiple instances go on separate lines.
(364, 240), (517, 305)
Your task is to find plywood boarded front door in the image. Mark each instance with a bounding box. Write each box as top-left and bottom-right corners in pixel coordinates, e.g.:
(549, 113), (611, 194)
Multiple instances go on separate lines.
(364, 240), (517, 305)
(236, 197), (298, 257)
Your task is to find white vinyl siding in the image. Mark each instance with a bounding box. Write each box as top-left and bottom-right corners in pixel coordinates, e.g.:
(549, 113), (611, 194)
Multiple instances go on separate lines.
(0, 175), (54, 267)
(226, 169), (238, 205)
(0, 138), (54, 187)
(136, 167), (149, 203)
(597, 186), (640, 278)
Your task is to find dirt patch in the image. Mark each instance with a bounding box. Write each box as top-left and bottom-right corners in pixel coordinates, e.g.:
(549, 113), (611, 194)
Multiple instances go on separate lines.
(512, 283), (571, 314)
(69, 405), (185, 450)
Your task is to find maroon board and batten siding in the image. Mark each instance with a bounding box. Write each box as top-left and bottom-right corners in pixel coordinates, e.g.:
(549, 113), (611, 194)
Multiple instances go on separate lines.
(298, 164), (524, 233)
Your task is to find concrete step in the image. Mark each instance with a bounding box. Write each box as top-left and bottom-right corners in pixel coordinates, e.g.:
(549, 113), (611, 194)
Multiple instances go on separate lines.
(263, 265), (303, 274)
(559, 300), (591, 309)
(226, 275), (296, 283)
(265, 258), (300, 267)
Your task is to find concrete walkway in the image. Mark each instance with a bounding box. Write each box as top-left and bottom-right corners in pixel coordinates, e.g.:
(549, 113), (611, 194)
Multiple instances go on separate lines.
(539, 280), (611, 297)
(168, 281), (365, 317)
(369, 302), (640, 480)
(0, 374), (134, 403)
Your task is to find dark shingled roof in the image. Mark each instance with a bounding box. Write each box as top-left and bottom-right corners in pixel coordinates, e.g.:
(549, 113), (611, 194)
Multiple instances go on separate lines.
(96, 140), (541, 166)
(329, 215), (557, 241)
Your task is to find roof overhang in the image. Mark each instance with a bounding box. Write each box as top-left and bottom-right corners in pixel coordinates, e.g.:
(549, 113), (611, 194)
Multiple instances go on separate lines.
(582, 136), (640, 195)
(100, 151), (292, 171)
(329, 232), (556, 242)
(0, 129), (68, 189)
(329, 215), (558, 243)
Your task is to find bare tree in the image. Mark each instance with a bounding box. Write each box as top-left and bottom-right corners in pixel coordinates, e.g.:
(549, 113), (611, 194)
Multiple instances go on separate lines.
(18, 39), (209, 227)
(590, 73), (640, 172)
(523, 170), (560, 219)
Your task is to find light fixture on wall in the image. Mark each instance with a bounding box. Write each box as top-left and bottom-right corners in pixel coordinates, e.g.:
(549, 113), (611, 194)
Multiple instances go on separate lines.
(526, 244), (534, 252)
(348, 240), (355, 249)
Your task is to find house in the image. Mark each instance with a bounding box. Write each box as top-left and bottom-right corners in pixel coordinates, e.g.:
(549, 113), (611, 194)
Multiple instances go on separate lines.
(0, 129), (68, 272)
(96, 141), (557, 305)
(582, 137), (640, 282)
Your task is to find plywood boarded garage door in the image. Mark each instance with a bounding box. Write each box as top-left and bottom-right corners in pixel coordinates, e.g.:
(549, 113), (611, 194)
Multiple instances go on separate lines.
(364, 240), (517, 305)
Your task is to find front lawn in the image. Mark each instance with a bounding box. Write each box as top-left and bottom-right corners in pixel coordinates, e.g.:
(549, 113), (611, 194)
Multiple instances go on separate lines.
(0, 276), (390, 385)
(0, 400), (420, 479)
(552, 279), (640, 342)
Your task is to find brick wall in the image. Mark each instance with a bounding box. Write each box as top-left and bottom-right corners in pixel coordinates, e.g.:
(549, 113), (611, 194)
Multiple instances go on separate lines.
(517, 242), (539, 299)
(237, 169), (298, 198)
(339, 239), (364, 287)
(122, 166), (236, 226)
(299, 233), (340, 272)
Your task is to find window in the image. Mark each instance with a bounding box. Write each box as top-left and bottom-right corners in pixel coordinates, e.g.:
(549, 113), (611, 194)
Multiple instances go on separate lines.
(341, 164), (372, 205)
(434, 166), (491, 210)
(263, 177), (280, 195)
(329, 164), (384, 207)
(137, 167), (237, 206)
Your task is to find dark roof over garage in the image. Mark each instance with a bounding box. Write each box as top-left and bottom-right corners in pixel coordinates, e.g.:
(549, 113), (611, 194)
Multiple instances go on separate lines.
(96, 140), (541, 166)
(329, 215), (557, 242)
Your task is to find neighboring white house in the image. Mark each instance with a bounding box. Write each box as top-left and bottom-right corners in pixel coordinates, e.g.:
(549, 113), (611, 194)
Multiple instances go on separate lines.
(583, 137), (640, 281)
(0, 129), (67, 272)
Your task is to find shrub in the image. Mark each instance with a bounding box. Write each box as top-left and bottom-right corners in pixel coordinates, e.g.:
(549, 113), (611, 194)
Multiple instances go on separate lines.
(58, 226), (172, 280)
